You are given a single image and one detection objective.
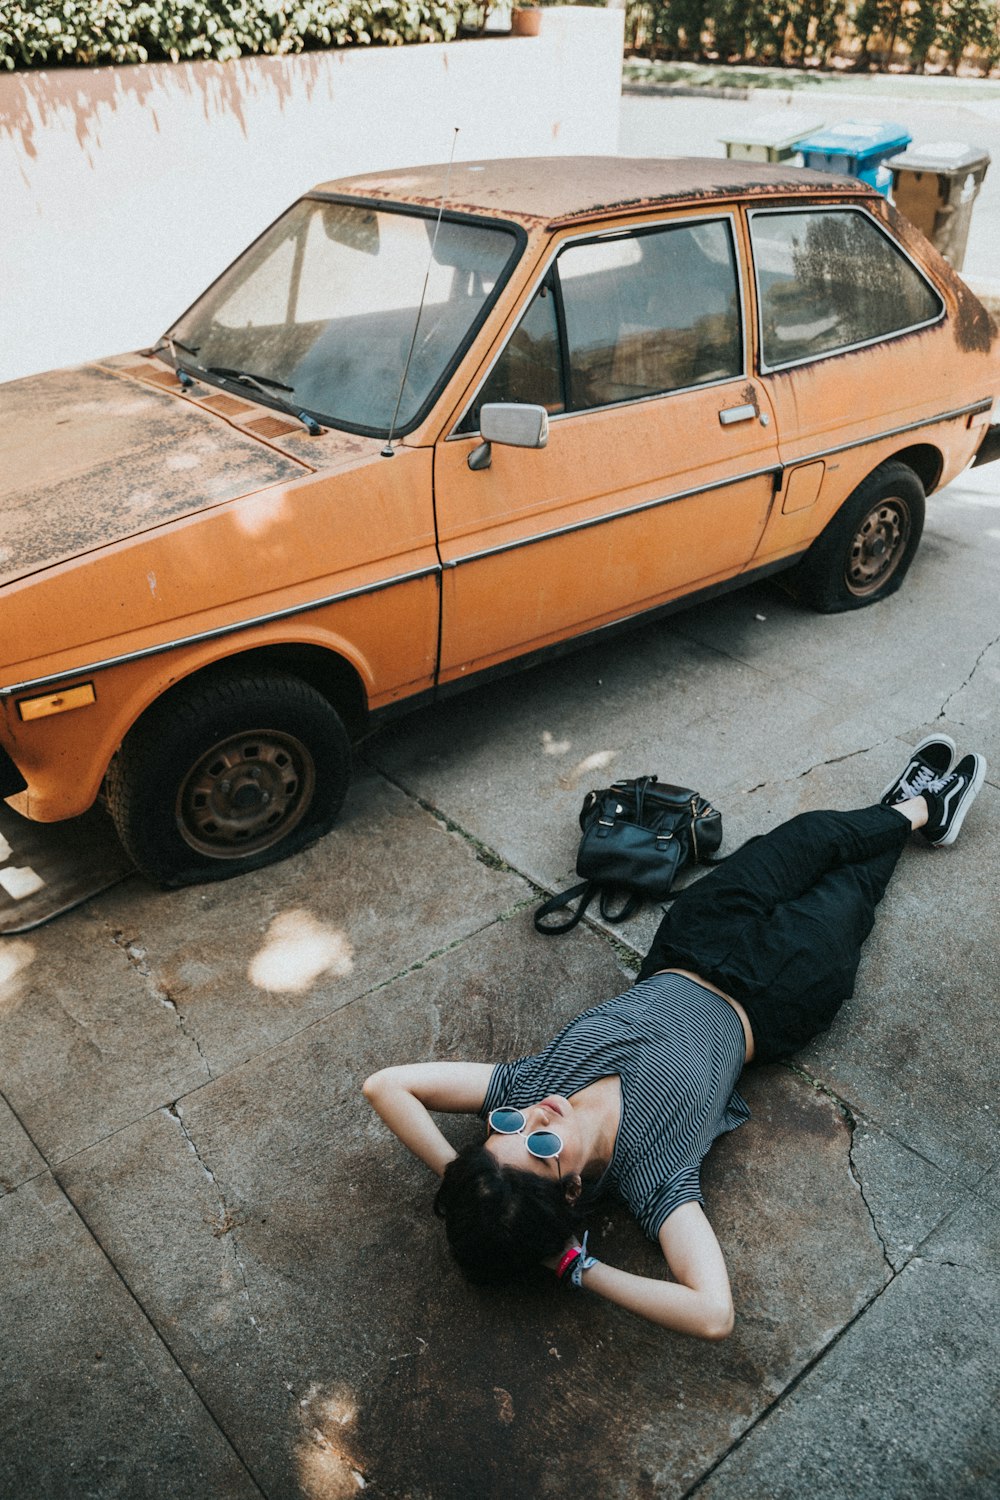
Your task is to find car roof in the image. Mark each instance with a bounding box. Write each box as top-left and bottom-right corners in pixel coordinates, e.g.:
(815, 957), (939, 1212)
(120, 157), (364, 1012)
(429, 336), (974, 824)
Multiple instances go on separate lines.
(309, 156), (872, 229)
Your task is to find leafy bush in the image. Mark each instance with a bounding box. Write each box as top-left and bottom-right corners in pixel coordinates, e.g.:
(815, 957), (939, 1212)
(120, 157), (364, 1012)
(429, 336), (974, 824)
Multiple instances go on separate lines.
(625, 0), (1000, 75)
(0, 0), (464, 70)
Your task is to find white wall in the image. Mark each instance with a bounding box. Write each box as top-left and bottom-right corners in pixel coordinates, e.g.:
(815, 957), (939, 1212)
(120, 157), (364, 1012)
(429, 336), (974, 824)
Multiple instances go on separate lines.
(0, 9), (623, 384)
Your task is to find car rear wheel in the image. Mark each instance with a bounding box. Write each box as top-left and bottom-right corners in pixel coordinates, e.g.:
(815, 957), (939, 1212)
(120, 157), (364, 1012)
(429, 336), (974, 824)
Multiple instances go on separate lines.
(784, 461), (926, 613)
(106, 671), (351, 887)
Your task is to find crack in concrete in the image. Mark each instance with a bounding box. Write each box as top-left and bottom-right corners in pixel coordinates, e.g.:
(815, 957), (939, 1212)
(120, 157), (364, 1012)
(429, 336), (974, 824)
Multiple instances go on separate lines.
(783, 1063), (894, 1277)
(163, 1102), (261, 1337)
(939, 630), (1000, 723)
(844, 1109), (895, 1279)
(110, 928), (212, 1081)
(743, 738), (896, 798)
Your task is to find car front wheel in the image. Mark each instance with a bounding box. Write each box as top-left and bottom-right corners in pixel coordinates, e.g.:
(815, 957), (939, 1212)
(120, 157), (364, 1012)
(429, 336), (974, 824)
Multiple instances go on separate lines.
(784, 461), (926, 613)
(106, 670), (351, 887)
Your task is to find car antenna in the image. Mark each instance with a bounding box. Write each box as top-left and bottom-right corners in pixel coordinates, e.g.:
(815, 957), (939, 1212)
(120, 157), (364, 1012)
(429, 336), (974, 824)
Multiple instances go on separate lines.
(381, 128), (460, 459)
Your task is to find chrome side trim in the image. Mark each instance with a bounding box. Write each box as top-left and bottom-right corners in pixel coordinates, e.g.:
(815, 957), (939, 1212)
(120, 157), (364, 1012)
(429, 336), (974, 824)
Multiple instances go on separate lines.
(441, 395), (987, 572)
(0, 565), (440, 699)
(441, 463), (783, 568)
(783, 399), (989, 470)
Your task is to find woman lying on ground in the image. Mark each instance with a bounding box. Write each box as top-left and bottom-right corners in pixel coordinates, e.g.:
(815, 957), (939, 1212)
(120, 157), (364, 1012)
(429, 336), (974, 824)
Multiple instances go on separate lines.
(363, 738), (985, 1339)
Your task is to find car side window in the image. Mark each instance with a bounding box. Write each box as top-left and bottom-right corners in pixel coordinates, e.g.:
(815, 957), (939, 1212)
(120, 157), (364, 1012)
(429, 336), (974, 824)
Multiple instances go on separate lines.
(558, 220), (743, 410)
(750, 208), (943, 369)
(460, 281), (564, 430)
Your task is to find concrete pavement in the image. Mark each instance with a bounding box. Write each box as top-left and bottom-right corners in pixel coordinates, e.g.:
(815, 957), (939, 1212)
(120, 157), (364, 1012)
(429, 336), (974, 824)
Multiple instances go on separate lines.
(2, 438), (998, 1496)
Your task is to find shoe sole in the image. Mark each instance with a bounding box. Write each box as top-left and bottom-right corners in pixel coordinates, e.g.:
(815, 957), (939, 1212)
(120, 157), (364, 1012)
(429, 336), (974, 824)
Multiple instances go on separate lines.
(880, 733), (957, 803)
(931, 754), (987, 846)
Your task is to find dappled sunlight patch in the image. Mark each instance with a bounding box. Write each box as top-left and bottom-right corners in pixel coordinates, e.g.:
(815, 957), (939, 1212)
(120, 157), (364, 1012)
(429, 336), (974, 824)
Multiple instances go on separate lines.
(247, 910), (354, 994)
(0, 938), (36, 1014)
(560, 749), (617, 789)
(231, 488), (289, 537)
(294, 1383), (367, 1498)
(541, 729), (571, 756)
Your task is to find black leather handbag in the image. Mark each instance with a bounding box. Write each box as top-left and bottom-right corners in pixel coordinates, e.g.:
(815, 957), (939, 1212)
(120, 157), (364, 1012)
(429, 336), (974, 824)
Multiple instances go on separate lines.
(534, 775), (722, 935)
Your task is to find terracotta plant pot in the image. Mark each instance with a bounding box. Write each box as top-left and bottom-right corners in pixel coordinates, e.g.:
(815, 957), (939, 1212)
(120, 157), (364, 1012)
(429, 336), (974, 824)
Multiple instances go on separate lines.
(511, 6), (542, 36)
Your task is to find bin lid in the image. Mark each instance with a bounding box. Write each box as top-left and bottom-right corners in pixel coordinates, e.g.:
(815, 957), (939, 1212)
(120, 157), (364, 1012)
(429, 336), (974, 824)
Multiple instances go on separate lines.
(718, 110), (825, 151)
(794, 120), (912, 161)
(885, 140), (990, 174)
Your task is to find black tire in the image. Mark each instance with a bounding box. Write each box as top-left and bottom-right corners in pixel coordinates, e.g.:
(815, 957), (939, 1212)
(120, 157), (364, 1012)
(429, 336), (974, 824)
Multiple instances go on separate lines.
(784, 461), (926, 614)
(106, 671), (351, 887)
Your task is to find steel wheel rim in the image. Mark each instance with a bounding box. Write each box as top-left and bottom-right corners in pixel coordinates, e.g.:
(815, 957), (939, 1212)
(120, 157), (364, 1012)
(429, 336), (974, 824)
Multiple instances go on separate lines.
(845, 497), (911, 597)
(176, 728), (316, 858)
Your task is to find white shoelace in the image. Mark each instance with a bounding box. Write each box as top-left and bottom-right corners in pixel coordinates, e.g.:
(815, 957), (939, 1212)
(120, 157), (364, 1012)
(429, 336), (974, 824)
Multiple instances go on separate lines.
(898, 762), (944, 800)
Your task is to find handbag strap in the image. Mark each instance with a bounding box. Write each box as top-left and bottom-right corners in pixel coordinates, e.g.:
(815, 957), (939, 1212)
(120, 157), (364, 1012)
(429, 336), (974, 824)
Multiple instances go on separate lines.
(598, 888), (642, 923)
(534, 880), (644, 934)
(534, 880), (599, 935)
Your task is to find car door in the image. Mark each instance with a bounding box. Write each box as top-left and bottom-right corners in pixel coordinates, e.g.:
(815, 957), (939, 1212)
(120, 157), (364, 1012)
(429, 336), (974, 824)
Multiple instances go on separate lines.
(432, 211), (782, 684)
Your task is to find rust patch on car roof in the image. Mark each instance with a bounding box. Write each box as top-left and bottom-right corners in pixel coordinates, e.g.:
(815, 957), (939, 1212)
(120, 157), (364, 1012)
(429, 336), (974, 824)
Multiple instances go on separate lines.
(0, 363), (307, 587)
(312, 156), (869, 230)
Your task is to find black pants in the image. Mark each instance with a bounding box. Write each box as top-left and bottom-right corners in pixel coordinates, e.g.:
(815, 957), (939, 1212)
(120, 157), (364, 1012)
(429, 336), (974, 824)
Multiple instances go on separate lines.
(638, 805), (911, 1063)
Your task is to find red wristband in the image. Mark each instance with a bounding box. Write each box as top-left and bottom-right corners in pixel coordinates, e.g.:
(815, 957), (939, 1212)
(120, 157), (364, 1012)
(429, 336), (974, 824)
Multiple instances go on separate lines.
(556, 1246), (581, 1281)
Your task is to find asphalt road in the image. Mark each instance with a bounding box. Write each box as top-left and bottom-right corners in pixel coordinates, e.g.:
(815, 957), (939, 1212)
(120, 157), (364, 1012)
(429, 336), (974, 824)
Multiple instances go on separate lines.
(620, 77), (1000, 288)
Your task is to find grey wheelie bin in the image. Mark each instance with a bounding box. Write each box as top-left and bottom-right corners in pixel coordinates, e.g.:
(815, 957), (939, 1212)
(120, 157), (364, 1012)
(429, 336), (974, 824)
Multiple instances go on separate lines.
(886, 141), (990, 270)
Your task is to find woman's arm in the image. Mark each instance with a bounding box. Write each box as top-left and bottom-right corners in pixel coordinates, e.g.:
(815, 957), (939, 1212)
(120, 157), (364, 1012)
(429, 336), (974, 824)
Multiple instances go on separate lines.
(572, 1201), (735, 1340)
(362, 1061), (496, 1178)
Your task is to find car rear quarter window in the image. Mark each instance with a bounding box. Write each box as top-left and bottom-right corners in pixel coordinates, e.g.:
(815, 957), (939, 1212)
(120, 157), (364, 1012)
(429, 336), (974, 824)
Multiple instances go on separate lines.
(750, 207), (943, 370)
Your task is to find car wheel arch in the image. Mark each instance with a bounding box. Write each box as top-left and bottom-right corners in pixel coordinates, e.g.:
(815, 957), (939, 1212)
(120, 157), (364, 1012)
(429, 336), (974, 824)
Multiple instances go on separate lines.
(102, 641), (369, 790)
(884, 442), (942, 497)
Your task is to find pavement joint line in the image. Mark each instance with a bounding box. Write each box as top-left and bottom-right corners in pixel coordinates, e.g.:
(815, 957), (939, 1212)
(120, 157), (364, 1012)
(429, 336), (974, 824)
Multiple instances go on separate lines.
(163, 1102), (263, 1338)
(361, 759), (543, 884)
(681, 1266), (912, 1500)
(0, 1081), (54, 1197)
(939, 628), (1000, 724)
(107, 922), (214, 1082)
(49, 1161), (271, 1500)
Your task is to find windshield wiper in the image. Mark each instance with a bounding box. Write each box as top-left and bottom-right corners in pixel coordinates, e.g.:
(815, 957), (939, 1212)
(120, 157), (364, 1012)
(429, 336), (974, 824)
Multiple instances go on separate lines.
(207, 365), (294, 393)
(204, 366), (322, 436)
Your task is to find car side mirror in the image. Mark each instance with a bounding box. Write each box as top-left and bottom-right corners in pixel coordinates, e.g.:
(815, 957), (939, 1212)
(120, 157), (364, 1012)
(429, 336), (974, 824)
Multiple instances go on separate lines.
(468, 403), (549, 471)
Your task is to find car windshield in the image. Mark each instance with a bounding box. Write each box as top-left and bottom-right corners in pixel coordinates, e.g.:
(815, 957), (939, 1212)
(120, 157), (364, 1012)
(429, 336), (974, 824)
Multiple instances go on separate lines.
(166, 198), (520, 436)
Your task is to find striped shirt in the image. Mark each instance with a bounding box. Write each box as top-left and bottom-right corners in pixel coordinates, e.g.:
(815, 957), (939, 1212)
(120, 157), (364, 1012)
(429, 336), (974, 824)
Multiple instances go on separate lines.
(479, 971), (749, 1240)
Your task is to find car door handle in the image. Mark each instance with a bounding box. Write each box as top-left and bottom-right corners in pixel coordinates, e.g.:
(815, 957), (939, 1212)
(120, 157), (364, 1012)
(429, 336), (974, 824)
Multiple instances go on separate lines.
(718, 403), (757, 425)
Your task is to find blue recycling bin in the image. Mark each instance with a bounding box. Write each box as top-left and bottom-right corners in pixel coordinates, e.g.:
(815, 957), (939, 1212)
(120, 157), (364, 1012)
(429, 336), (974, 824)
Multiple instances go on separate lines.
(793, 120), (912, 196)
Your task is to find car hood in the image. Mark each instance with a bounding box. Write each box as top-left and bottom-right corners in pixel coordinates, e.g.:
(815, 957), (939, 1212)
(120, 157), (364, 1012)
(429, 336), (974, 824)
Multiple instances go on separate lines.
(0, 362), (309, 587)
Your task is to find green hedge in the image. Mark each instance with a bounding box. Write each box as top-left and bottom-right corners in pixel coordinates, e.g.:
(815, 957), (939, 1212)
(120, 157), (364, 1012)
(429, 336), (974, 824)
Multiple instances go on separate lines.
(0, 0), (465, 70)
(625, 1), (1000, 76)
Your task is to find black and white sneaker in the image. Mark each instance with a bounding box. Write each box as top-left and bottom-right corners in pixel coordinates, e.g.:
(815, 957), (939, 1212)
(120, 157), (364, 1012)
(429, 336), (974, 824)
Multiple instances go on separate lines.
(922, 753), (987, 846)
(880, 734), (956, 806)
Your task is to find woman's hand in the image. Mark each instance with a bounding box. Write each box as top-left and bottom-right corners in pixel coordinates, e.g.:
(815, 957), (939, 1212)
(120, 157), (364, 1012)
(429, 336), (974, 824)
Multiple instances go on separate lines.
(552, 1204), (735, 1340)
(362, 1061), (496, 1177)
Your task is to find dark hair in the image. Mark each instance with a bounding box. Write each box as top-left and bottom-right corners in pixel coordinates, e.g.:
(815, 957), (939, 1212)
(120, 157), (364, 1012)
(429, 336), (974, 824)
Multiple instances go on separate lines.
(433, 1142), (582, 1286)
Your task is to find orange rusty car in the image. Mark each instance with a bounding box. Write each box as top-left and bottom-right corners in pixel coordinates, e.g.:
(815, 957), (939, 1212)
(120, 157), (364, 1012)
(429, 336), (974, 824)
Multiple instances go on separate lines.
(2, 157), (998, 886)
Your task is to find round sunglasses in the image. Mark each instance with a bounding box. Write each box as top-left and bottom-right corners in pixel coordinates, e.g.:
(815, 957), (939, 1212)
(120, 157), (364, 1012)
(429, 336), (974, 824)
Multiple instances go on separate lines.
(487, 1106), (564, 1161)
